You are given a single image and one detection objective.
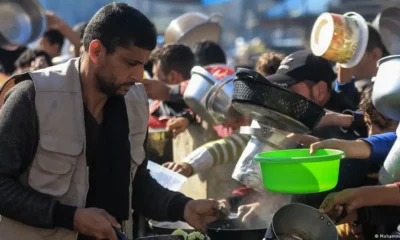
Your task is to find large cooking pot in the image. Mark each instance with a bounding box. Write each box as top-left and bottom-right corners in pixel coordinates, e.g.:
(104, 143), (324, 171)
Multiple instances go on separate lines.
(0, 0), (46, 47)
(164, 12), (221, 49)
(265, 203), (338, 240)
(148, 220), (195, 235)
(372, 55), (400, 184)
(136, 235), (184, 240)
(372, 6), (400, 55)
(206, 218), (267, 240)
(372, 55), (400, 121)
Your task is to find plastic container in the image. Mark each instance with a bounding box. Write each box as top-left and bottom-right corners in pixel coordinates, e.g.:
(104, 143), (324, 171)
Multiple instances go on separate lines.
(147, 161), (187, 191)
(310, 12), (368, 68)
(254, 149), (345, 194)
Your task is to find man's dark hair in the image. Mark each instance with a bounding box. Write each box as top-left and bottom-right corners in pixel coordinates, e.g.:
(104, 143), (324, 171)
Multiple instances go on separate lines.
(14, 49), (52, 68)
(83, 2), (157, 53)
(43, 30), (64, 53)
(367, 24), (390, 57)
(158, 44), (194, 79)
(194, 40), (226, 66)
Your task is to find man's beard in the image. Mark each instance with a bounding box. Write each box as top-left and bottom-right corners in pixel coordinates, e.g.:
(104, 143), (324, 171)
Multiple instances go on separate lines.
(96, 74), (134, 97)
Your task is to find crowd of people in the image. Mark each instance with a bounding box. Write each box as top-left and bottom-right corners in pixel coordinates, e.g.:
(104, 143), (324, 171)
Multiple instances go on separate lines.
(0, 2), (399, 240)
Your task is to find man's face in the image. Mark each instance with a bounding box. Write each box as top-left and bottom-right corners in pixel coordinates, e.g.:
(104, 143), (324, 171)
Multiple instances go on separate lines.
(38, 36), (60, 58)
(92, 44), (151, 97)
(350, 50), (381, 80)
(154, 61), (181, 86)
(288, 80), (328, 106)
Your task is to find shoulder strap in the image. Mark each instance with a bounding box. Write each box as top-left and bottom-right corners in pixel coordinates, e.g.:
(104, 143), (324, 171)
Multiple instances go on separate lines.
(0, 73), (31, 109)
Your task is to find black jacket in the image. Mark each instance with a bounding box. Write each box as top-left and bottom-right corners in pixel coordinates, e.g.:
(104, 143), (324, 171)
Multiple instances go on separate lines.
(0, 80), (191, 231)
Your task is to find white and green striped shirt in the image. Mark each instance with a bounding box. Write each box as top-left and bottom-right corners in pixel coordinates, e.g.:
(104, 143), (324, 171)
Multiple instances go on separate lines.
(184, 132), (251, 174)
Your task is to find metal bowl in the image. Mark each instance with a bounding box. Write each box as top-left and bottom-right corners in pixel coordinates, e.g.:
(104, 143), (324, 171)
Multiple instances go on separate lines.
(0, 0), (46, 47)
(206, 74), (243, 123)
(372, 6), (400, 55)
(164, 12), (221, 49)
(183, 66), (220, 125)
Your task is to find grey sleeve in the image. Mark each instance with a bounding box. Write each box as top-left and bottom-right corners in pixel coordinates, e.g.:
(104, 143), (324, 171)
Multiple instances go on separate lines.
(0, 80), (62, 228)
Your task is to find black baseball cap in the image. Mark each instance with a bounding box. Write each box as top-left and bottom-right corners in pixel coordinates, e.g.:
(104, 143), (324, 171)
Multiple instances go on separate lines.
(266, 50), (335, 88)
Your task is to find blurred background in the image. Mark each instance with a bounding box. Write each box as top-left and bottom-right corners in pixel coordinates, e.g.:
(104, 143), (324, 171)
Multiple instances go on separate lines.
(38, 0), (400, 57)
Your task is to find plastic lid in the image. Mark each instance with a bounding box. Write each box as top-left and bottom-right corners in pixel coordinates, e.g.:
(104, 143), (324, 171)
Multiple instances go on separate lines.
(310, 13), (335, 57)
(340, 12), (369, 68)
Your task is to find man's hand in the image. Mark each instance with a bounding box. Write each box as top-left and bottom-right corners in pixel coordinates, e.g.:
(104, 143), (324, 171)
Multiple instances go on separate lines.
(162, 162), (193, 177)
(167, 117), (190, 138)
(73, 208), (120, 240)
(319, 189), (360, 224)
(45, 11), (68, 31)
(237, 202), (261, 223)
(317, 110), (353, 128)
(336, 64), (354, 84)
(184, 200), (219, 232)
(143, 79), (171, 101)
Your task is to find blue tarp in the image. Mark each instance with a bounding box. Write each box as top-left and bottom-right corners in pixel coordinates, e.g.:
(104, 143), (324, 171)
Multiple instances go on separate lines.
(265, 0), (331, 19)
(202, 0), (231, 5)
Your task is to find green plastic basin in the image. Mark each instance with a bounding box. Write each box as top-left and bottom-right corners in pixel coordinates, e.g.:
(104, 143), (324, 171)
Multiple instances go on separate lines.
(254, 149), (345, 194)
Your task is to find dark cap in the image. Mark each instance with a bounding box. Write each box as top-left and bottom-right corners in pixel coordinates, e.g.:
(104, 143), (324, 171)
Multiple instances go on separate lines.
(266, 50), (335, 88)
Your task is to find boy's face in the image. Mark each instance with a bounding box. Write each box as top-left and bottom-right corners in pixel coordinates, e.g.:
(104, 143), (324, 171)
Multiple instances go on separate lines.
(365, 113), (398, 136)
(38, 36), (60, 58)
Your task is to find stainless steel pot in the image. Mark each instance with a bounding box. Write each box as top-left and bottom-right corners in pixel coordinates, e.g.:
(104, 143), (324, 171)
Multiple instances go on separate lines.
(265, 203), (338, 240)
(183, 66), (220, 125)
(205, 74), (242, 123)
(164, 12), (221, 48)
(0, 0), (46, 47)
(372, 55), (400, 121)
(372, 6), (400, 55)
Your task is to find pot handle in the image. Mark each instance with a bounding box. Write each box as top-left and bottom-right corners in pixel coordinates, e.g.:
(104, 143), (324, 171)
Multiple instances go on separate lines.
(208, 13), (223, 23)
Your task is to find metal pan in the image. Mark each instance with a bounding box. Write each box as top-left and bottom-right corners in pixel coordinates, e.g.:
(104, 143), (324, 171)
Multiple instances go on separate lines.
(148, 220), (195, 235)
(0, 0), (46, 47)
(164, 12), (221, 49)
(206, 218), (267, 240)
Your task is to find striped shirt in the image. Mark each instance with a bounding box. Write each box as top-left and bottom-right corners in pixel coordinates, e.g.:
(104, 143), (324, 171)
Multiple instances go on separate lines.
(184, 132), (250, 174)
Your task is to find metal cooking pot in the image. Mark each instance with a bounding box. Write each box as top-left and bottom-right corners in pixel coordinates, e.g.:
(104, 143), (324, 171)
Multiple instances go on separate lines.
(183, 66), (220, 125)
(372, 6), (400, 55)
(372, 55), (400, 121)
(0, 0), (46, 47)
(136, 235), (184, 240)
(206, 218), (267, 240)
(206, 74), (243, 123)
(265, 203), (338, 240)
(148, 220), (195, 235)
(164, 12), (221, 49)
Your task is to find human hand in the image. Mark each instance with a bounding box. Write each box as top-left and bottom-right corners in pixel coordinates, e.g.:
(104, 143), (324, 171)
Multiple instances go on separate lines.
(336, 64), (354, 84)
(319, 189), (361, 224)
(184, 199), (219, 232)
(237, 202), (261, 223)
(143, 79), (171, 101)
(30, 56), (49, 71)
(167, 117), (190, 138)
(162, 162), (193, 177)
(45, 11), (67, 31)
(309, 138), (341, 154)
(73, 208), (120, 240)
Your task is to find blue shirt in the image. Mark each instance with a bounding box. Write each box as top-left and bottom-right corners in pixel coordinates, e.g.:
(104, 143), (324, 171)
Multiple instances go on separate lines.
(361, 132), (397, 165)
